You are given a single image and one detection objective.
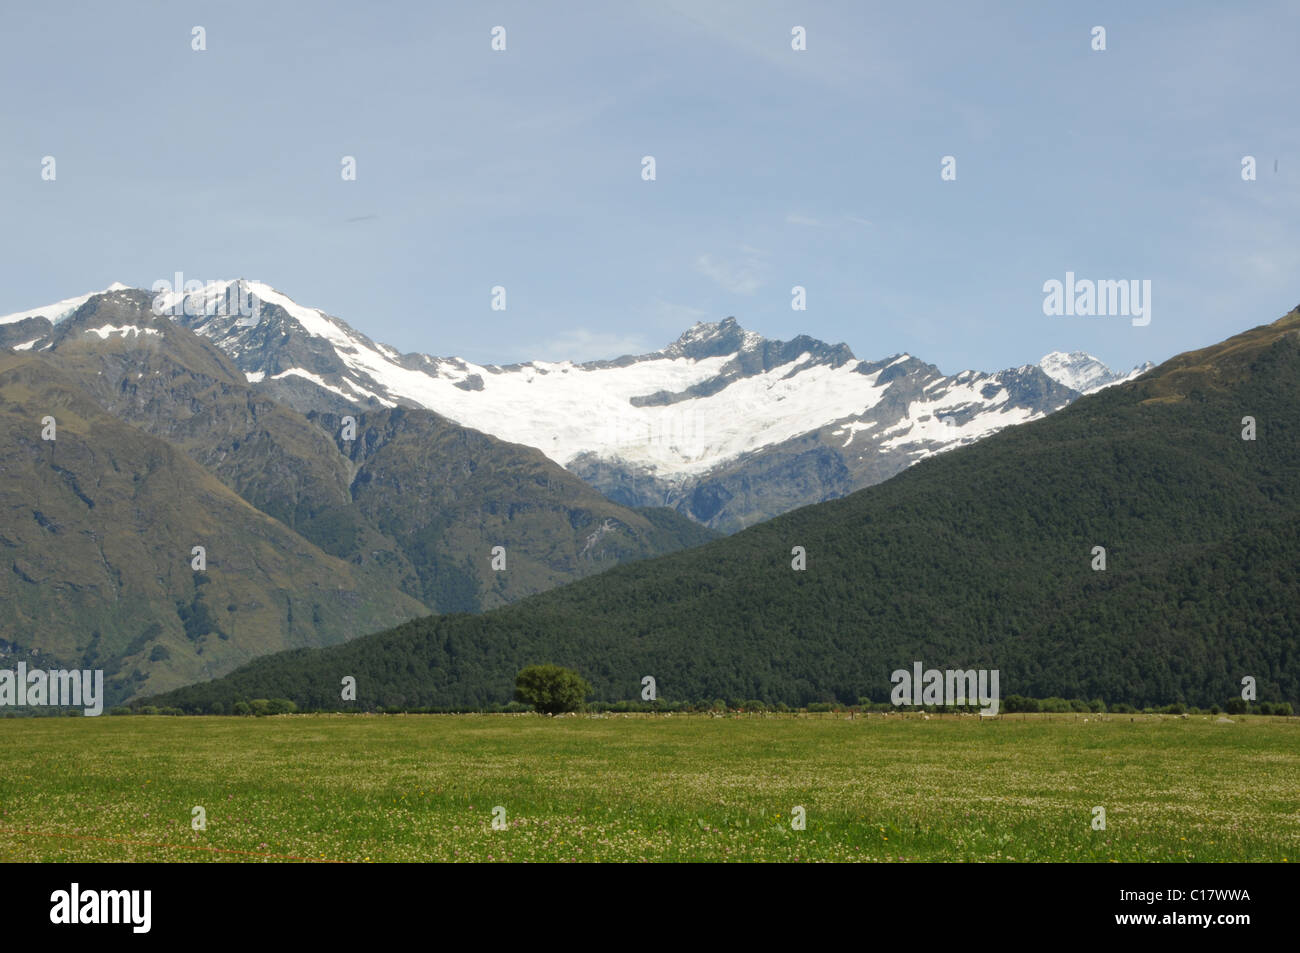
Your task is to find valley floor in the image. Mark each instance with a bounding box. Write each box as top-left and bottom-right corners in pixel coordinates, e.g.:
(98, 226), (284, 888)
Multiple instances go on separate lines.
(0, 713), (1294, 862)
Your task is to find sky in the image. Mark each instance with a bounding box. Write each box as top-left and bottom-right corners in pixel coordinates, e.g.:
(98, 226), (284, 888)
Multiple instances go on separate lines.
(2, 0), (1298, 376)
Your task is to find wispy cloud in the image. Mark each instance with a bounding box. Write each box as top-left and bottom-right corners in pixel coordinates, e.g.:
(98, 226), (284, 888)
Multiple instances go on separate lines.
(512, 95), (618, 133)
(535, 327), (651, 363)
(647, 298), (711, 331)
(639, 0), (904, 90)
(786, 212), (823, 227)
(789, 211), (872, 229)
(694, 250), (767, 295)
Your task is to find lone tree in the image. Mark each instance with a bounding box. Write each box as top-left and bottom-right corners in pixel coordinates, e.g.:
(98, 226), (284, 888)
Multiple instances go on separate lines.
(514, 664), (591, 714)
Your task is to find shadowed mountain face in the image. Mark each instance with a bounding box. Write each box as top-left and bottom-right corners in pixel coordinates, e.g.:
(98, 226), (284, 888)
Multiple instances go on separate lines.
(0, 291), (715, 703)
(4, 282), (1146, 533)
(145, 306), (1300, 712)
(0, 351), (428, 703)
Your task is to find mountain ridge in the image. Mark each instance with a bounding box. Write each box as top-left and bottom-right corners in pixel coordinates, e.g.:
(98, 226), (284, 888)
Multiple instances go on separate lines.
(3, 281), (1151, 531)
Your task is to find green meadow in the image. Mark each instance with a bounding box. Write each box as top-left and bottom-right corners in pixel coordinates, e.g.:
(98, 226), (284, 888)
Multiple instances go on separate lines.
(0, 713), (1295, 862)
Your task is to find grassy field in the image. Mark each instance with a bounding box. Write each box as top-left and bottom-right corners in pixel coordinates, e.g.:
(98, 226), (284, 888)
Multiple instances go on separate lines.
(0, 712), (1295, 862)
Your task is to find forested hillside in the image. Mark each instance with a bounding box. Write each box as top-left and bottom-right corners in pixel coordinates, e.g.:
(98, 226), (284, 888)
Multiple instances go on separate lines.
(146, 309), (1300, 711)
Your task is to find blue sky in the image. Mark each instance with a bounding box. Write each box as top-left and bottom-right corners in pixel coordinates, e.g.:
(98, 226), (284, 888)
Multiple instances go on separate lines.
(2, 0), (1298, 374)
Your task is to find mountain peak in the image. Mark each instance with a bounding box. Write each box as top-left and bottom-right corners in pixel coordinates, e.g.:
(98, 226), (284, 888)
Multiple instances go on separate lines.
(1040, 349), (1090, 362)
(676, 315), (741, 342)
(1037, 350), (1139, 394)
(664, 316), (759, 359)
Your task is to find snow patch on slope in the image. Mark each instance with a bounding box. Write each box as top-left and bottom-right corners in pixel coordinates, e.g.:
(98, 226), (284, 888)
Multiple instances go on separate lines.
(84, 325), (161, 339)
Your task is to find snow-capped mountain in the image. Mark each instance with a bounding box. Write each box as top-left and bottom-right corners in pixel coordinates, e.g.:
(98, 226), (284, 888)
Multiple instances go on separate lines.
(1039, 350), (1152, 394)
(1, 280), (1152, 531)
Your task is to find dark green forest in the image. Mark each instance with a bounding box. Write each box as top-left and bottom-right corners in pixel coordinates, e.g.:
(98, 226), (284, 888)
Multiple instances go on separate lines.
(146, 310), (1300, 712)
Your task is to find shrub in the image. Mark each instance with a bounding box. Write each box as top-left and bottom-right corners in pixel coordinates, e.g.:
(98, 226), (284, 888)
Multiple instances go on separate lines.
(1004, 695), (1039, 713)
(512, 664), (591, 714)
(232, 700), (252, 716)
